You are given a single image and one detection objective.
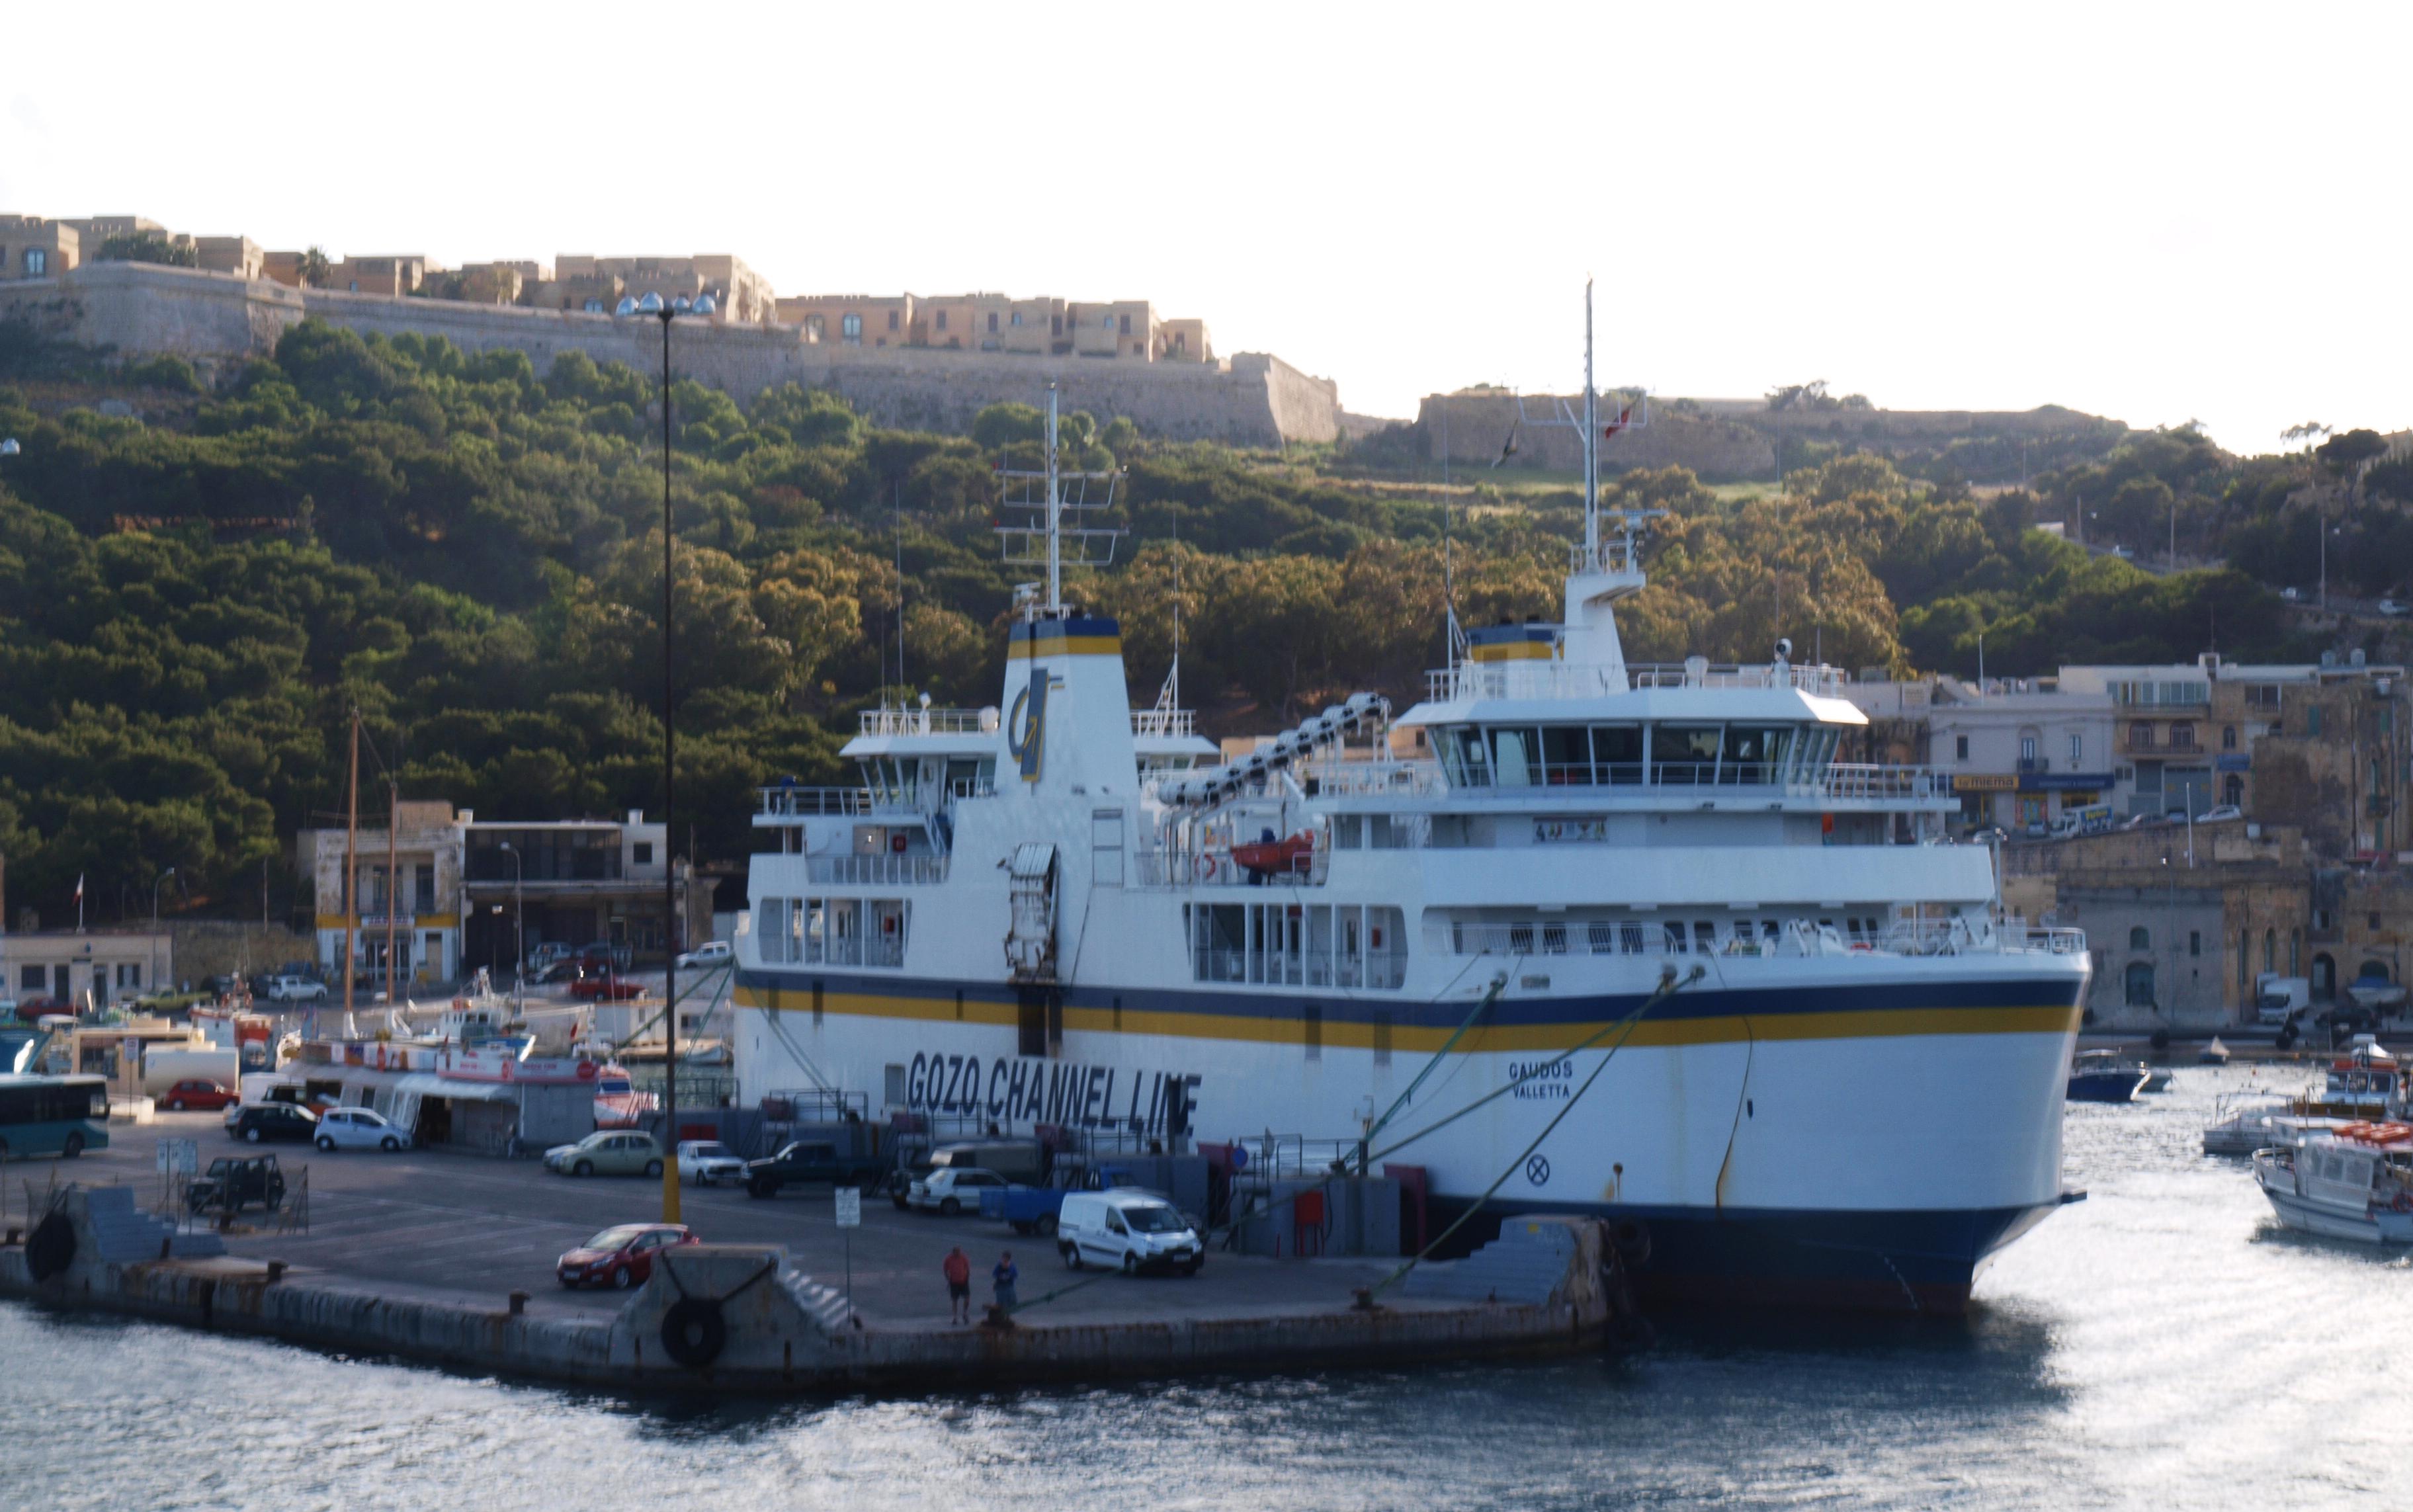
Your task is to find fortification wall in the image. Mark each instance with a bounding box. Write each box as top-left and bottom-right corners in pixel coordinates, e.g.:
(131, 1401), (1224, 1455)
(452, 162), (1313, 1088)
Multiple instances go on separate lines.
(1418, 392), (1777, 480)
(0, 263), (1338, 446)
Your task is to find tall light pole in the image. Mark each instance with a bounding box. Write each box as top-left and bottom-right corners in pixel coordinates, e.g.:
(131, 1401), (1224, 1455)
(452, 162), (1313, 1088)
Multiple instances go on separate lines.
(499, 841), (524, 1017)
(150, 866), (176, 1002)
(622, 286), (716, 1226)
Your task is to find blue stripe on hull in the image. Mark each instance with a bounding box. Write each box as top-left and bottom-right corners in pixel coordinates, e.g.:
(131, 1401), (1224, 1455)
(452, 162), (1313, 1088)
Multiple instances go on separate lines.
(735, 966), (2085, 1031)
(1425, 1198), (2061, 1316)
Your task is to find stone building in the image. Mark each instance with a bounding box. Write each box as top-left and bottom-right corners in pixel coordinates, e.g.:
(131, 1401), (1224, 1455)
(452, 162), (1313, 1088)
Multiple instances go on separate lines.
(538, 253), (777, 324)
(1, 929), (174, 1011)
(778, 292), (917, 348)
(0, 214), (77, 279)
(2003, 820), (2312, 1030)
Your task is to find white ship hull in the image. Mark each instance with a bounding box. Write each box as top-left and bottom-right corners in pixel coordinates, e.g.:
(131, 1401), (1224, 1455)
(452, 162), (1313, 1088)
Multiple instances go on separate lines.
(734, 945), (2085, 1310)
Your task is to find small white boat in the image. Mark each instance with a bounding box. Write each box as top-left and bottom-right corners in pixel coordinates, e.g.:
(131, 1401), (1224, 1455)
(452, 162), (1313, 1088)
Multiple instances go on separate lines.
(2344, 968), (2410, 1012)
(2254, 1122), (2413, 1243)
(2139, 1066), (2175, 1093)
(2199, 1037), (2230, 1065)
(2203, 1103), (2346, 1156)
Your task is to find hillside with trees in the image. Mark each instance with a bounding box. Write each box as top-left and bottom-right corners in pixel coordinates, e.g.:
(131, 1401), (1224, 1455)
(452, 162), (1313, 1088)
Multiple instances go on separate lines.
(0, 319), (2337, 922)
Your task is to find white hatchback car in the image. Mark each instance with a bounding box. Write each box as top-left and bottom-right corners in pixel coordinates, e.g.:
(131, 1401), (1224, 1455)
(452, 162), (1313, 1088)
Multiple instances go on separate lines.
(677, 1139), (747, 1186)
(906, 1166), (1009, 1215)
(674, 941), (732, 970)
(314, 1107), (409, 1152)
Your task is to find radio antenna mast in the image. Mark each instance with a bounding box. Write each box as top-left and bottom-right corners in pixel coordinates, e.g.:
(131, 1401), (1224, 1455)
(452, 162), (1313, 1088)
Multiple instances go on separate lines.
(1516, 279), (1658, 575)
(997, 382), (1124, 619)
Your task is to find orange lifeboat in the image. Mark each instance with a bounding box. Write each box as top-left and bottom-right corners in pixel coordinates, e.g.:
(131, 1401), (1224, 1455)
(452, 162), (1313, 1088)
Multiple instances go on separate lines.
(1230, 829), (1316, 878)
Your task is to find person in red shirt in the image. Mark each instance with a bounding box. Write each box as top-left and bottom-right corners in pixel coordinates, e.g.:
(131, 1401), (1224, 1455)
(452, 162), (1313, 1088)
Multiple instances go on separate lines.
(943, 1245), (972, 1323)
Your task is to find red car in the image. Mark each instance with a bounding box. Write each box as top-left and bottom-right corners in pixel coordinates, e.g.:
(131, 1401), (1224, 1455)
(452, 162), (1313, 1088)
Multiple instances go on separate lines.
(161, 1079), (238, 1112)
(570, 970), (645, 1001)
(556, 1223), (695, 1289)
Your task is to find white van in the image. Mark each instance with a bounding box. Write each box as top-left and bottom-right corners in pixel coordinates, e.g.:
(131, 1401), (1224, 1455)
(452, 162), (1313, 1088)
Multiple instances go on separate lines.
(1057, 1189), (1205, 1276)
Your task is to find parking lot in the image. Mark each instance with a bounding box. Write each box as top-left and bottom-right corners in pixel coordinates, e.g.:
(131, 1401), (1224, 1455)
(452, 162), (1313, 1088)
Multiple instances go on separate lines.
(41, 1114), (1412, 1328)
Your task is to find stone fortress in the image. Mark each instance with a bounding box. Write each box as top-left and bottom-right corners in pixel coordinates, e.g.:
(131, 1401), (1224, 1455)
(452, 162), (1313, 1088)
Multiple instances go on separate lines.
(0, 212), (1341, 447)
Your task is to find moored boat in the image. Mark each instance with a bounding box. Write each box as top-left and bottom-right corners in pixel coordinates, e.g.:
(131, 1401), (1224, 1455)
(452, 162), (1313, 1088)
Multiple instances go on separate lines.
(2068, 1049), (2150, 1103)
(2253, 1122), (2413, 1243)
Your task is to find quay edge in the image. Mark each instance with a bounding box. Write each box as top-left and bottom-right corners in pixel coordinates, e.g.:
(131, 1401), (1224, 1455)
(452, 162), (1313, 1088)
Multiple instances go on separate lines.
(0, 1198), (1621, 1395)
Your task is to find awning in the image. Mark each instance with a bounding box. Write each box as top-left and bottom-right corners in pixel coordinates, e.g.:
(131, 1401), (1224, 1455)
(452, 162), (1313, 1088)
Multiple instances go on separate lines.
(389, 1072), (521, 1104)
(1009, 841), (1056, 881)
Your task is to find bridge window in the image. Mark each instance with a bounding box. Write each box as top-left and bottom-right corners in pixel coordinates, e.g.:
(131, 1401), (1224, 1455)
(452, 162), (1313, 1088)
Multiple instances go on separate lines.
(1489, 727), (1540, 787)
(1652, 725), (1722, 785)
(1722, 726), (1792, 785)
(1589, 725), (1644, 783)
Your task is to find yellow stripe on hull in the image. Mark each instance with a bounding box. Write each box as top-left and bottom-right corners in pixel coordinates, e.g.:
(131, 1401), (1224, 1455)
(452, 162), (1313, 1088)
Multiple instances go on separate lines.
(732, 984), (2079, 1050)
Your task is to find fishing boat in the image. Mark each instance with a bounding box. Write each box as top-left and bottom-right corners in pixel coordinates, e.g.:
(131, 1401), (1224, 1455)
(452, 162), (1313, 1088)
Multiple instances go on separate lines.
(2068, 1049), (2150, 1103)
(2253, 1122), (2413, 1243)
(729, 297), (2091, 1314)
(2201, 1093), (2344, 1156)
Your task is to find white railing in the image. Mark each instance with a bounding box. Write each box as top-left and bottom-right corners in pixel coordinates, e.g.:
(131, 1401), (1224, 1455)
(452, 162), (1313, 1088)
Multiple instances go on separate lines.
(858, 706), (995, 736)
(1130, 706), (1199, 738)
(1425, 659), (1849, 703)
(1438, 762), (1947, 802)
(1189, 947), (1408, 991)
(1304, 761), (1443, 797)
(1443, 917), (2083, 960)
(1129, 852), (1330, 890)
(757, 785), (873, 817)
(806, 854), (950, 886)
(1568, 539), (1644, 577)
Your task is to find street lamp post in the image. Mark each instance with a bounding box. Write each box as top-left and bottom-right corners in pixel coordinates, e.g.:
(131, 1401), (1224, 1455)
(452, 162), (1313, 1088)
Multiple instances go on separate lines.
(149, 867), (175, 1001)
(621, 287), (716, 1226)
(499, 841), (524, 1015)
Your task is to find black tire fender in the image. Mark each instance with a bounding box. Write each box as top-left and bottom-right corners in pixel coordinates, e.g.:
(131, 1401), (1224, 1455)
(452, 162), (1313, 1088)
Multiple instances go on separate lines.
(659, 1298), (727, 1369)
(26, 1211), (76, 1282)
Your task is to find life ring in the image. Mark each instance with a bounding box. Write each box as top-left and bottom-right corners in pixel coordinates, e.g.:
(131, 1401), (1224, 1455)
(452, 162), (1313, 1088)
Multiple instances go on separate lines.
(1195, 855), (1219, 882)
(2392, 1191), (2412, 1214)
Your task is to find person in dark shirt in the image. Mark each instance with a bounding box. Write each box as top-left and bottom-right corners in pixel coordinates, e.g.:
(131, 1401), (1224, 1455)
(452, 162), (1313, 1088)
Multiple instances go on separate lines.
(992, 1250), (1019, 1311)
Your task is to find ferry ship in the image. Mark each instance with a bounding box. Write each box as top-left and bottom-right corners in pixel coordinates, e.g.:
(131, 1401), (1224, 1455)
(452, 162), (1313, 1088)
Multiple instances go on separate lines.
(731, 357), (2091, 1314)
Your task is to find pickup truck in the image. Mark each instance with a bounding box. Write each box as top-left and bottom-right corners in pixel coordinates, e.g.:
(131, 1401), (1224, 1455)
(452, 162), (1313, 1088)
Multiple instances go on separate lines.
(979, 1165), (1146, 1236)
(187, 1154), (286, 1216)
(743, 1140), (886, 1199)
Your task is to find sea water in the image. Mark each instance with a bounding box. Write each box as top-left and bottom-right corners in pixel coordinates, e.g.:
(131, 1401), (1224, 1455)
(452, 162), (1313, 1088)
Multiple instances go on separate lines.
(7, 1065), (2404, 1511)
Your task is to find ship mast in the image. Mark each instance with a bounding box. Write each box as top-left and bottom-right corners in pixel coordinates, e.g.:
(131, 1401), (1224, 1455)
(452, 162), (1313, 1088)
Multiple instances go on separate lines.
(995, 382), (1123, 620)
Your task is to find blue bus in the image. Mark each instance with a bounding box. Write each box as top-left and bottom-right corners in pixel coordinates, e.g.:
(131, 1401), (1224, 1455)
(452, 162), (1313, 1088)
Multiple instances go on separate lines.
(0, 1074), (110, 1159)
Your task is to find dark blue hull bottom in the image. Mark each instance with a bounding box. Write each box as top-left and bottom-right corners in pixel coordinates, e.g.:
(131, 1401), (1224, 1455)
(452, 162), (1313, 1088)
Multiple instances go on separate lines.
(1425, 1198), (2062, 1315)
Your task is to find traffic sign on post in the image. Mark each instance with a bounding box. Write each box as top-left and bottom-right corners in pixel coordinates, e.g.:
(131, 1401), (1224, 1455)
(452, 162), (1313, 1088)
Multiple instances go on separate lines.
(834, 1186), (861, 1327)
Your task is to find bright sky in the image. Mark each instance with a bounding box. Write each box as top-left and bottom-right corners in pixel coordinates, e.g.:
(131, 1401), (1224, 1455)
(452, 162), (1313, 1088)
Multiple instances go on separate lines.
(6, 2), (2406, 454)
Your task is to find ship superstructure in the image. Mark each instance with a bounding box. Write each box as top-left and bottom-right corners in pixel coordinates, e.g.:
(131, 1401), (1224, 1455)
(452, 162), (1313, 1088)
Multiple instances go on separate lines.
(733, 357), (2090, 1314)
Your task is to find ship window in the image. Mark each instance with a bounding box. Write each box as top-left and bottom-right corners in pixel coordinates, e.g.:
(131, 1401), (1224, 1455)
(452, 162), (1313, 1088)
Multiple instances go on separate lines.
(1693, 921), (1717, 953)
(1541, 923), (1568, 955)
(1541, 726), (1593, 786)
(1449, 728), (1491, 786)
(1664, 920), (1687, 954)
(1587, 921), (1617, 954)
(1652, 725), (1722, 785)
(1589, 725), (1644, 784)
(1489, 728), (1541, 787)
(1722, 726), (1791, 785)
(1333, 814), (1365, 849)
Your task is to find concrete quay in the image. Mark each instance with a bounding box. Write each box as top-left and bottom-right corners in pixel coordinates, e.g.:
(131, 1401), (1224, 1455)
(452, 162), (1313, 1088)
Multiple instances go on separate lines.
(0, 1115), (1617, 1395)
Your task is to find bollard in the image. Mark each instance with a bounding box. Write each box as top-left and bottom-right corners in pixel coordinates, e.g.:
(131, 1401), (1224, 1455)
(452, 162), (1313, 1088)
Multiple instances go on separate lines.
(980, 1303), (1017, 1331)
(508, 1290), (529, 1316)
(265, 1261), (286, 1283)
